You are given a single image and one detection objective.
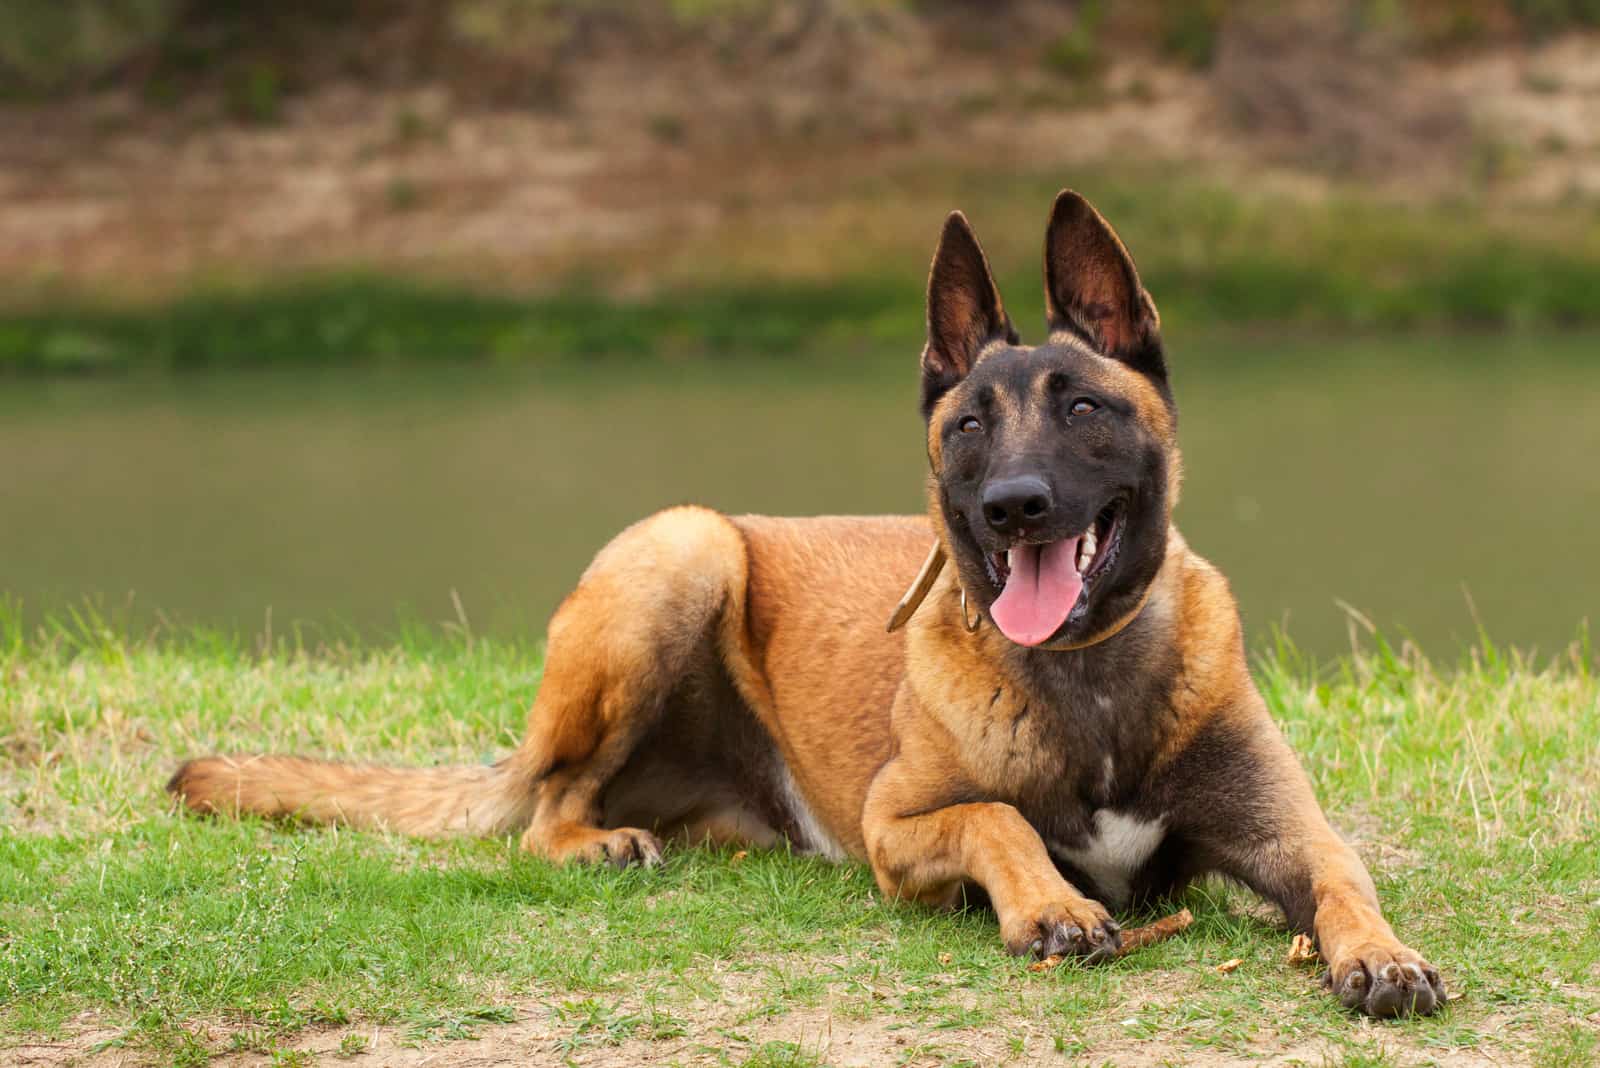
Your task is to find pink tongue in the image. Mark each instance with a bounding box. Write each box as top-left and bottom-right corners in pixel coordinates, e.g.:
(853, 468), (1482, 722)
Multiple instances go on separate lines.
(989, 537), (1084, 647)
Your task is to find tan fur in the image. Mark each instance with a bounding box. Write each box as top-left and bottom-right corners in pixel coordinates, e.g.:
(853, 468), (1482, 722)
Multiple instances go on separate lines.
(170, 508), (926, 861)
(170, 190), (1439, 1017)
(170, 497), (1434, 1010)
(168, 755), (534, 836)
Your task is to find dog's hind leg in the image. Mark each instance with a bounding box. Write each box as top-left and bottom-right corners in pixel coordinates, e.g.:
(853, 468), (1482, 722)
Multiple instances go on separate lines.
(508, 506), (750, 867)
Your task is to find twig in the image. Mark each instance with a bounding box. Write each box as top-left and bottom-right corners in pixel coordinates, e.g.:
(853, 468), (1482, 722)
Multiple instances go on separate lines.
(1029, 907), (1193, 971)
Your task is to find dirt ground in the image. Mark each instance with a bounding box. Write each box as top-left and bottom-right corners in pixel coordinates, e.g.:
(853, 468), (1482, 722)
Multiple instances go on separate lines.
(2, 974), (1531, 1068)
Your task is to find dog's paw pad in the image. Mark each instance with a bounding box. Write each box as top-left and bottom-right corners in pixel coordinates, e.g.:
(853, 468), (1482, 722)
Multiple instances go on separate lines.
(1329, 945), (1445, 1018)
(1007, 900), (1120, 963)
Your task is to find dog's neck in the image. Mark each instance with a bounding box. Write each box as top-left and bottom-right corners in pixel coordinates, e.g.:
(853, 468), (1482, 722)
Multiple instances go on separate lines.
(889, 533), (1173, 654)
(993, 548), (1186, 756)
(1029, 579), (1159, 652)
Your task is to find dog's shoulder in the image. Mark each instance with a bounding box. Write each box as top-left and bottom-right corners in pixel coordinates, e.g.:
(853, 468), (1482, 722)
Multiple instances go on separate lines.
(1152, 529), (1305, 798)
(1163, 529), (1255, 713)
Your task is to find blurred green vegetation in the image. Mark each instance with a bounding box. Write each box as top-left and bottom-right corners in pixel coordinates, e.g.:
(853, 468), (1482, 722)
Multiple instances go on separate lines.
(0, 0), (175, 95)
(3, 0), (1596, 101)
(1507, 0), (1600, 36)
(4, 173), (1598, 373)
(0, 280), (916, 374)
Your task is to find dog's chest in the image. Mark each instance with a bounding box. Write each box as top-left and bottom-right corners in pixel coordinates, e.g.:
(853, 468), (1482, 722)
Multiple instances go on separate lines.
(1044, 808), (1166, 909)
(981, 658), (1178, 907)
(1022, 739), (1171, 909)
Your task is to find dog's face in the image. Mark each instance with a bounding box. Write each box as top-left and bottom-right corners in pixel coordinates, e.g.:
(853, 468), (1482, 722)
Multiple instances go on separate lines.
(921, 191), (1178, 649)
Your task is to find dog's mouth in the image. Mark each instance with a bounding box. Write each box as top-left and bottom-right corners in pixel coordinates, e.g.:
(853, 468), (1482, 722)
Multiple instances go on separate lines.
(980, 501), (1125, 647)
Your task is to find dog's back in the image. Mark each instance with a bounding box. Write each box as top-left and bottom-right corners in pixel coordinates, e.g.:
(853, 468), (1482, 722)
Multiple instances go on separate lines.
(169, 509), (931, 857)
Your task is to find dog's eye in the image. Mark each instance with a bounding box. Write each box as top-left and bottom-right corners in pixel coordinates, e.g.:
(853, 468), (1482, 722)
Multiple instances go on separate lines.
(1069, 398), (1099, 416)
(959, 417), (982, 434)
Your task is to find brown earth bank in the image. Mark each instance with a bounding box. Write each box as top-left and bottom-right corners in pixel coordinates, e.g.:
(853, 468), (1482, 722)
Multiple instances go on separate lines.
(3, 1), (1600, 297)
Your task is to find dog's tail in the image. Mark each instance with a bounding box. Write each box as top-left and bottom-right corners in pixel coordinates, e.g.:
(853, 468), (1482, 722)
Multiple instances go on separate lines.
(166, 753), (537, 838)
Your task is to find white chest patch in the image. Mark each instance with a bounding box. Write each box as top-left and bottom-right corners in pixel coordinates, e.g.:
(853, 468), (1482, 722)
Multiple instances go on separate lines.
(1048, 810), (1166, 909)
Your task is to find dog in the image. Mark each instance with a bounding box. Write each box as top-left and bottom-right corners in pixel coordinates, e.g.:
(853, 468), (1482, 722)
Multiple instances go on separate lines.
(169, 190), (1444, 1018)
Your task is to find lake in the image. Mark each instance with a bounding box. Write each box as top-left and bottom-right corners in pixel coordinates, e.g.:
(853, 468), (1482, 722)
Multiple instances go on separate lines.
(3, 329), (1595, 660)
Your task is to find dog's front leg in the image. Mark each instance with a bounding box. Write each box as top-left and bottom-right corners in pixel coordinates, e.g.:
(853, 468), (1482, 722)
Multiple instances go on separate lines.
(1196, 721), (1447, 1017)
(862, 761), (1120, 961)
(1270, 808), (1446, 1018)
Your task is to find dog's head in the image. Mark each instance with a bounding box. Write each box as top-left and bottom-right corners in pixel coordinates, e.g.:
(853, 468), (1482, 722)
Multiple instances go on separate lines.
(921, 190), (1178, 649)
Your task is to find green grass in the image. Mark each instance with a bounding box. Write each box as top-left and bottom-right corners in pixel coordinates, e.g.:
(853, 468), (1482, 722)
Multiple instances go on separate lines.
(6, 170), (1600, 374)
(1, 614), (1597, 1065)
(0, 278), (917, 374)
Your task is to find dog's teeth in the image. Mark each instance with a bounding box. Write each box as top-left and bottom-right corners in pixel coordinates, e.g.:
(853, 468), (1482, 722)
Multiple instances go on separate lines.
(1078, 532), (1097, 573)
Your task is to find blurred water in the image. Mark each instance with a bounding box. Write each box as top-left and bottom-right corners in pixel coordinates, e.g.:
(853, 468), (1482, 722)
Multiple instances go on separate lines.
(3, 330), (1596, 659)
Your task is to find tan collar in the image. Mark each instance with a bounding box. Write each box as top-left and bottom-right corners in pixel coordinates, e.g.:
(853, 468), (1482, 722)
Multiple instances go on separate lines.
(886, 539), (1153, 651)
(885, 541), (947, 633)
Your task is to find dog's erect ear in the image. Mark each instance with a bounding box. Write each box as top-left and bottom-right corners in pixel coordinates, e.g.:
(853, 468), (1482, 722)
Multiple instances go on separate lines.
(921, 212), (1016, 418)
(1043, 190), (1165, 382)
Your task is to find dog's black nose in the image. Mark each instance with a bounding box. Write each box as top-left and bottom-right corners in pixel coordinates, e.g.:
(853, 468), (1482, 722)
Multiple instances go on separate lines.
(981, 475), (1053, 534)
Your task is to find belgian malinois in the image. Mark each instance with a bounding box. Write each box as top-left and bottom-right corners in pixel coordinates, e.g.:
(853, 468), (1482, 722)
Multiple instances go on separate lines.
(170, 191), (1444, 1017)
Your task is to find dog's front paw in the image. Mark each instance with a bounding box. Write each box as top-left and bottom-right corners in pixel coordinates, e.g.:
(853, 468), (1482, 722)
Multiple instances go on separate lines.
(1002, 897), (1121, 963)
(1325, 942), (1446, 1018)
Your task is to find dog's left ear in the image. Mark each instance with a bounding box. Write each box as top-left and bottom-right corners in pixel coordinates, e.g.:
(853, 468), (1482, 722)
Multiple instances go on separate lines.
(1043, 190), (1165, 382)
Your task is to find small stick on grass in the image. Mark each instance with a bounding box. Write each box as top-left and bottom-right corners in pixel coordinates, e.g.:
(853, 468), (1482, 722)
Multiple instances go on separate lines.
(1029, 907), (1194, 971)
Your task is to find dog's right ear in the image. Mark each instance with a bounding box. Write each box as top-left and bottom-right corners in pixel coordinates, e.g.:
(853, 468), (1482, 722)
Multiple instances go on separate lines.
(921, 212), (1015, 418)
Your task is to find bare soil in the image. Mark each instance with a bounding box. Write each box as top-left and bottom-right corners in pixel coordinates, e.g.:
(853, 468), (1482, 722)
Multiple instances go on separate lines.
(2, 964), (1538, 1068)
(3, 8), (1597, 300)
